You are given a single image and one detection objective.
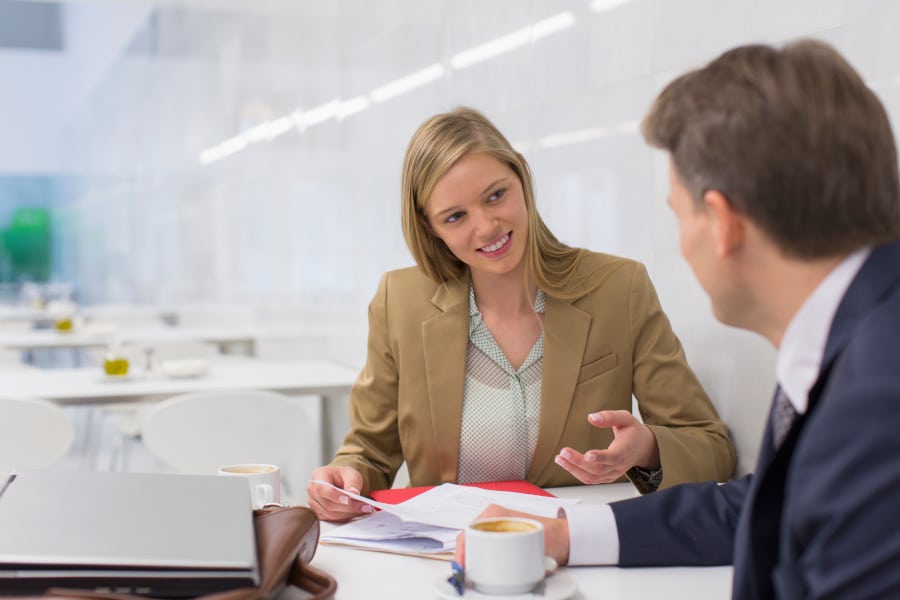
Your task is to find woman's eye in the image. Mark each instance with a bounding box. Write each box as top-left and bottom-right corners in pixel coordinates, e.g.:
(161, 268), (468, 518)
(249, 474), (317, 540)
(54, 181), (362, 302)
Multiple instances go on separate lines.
(488, 188), (506, 202)
(446, 211), (465, 224)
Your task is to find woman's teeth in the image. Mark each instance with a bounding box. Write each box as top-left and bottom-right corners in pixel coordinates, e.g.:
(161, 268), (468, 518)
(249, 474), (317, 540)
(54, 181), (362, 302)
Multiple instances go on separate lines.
(480, 233), (509, 252)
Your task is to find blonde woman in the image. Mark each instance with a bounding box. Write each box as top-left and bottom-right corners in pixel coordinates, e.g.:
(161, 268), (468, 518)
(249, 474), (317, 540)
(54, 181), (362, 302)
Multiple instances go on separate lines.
(307, 107), (734, 521)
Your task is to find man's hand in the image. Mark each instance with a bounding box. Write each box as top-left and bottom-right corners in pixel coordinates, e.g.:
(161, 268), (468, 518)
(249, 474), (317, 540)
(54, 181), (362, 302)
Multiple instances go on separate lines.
(453, 504), (570, 566)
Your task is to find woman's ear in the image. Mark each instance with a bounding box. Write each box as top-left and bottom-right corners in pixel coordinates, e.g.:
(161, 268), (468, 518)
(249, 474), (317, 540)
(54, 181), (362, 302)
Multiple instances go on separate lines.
(703, 189), (745, 257)
(417, 212), (435, 235)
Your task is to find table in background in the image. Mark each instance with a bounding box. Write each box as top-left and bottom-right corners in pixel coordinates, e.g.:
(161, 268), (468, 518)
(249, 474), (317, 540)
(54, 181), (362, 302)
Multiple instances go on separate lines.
(0, 305), (178, 326)
(310, 483), (732, 599)
(0, 306), (51, 324)
(0, 358), (359, 462)
(0, 326), (258, 361)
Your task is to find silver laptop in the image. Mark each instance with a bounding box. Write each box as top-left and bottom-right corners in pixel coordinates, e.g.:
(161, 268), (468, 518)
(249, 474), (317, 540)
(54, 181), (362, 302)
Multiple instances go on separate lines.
(0, 470), (259, 597)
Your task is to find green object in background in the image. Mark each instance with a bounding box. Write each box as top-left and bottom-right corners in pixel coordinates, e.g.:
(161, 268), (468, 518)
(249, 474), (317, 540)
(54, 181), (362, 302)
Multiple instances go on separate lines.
(1, 207), (51, 282)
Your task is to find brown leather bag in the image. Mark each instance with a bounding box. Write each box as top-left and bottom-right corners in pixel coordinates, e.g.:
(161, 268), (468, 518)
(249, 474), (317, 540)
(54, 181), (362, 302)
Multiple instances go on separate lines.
(18, 506), (336, 600)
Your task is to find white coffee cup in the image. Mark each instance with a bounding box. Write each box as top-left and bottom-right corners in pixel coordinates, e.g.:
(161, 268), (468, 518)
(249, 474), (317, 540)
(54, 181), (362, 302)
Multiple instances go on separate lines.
(217, 463), (281, 509)
(464, 516), (549, 595)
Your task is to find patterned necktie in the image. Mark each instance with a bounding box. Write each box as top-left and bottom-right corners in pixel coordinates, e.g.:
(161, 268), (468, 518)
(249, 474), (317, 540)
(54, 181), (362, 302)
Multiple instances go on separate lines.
(772, 385), (798, 449)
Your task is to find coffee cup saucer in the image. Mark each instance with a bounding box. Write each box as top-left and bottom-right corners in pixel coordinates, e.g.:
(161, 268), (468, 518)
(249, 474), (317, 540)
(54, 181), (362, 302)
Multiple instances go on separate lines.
(434, 572), (577, 600)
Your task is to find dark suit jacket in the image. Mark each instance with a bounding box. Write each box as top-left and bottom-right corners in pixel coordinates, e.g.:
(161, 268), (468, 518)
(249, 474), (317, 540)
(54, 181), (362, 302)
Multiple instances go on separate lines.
(610, 241), (900, 598)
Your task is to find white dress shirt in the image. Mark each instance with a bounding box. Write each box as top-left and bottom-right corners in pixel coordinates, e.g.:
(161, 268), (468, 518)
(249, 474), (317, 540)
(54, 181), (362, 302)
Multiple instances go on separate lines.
(563, 248), (870, 566)
(775, 248), (869, 413)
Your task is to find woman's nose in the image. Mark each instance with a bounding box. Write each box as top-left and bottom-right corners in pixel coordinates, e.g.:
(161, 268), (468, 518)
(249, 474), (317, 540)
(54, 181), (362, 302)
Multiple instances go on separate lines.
(471, 207), (495, 236)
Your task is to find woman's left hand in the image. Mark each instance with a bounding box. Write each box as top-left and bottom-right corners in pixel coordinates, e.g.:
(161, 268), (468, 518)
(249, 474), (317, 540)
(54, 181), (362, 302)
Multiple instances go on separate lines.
(554, 410), (660, 484)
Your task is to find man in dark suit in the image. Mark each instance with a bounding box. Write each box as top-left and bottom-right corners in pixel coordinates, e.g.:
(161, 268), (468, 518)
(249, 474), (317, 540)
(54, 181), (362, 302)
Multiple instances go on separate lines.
(458, 40), (900, 598)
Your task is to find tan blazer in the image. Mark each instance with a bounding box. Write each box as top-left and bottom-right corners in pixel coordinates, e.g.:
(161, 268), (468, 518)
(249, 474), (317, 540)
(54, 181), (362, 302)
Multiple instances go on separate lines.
(331, 251), (736, 493)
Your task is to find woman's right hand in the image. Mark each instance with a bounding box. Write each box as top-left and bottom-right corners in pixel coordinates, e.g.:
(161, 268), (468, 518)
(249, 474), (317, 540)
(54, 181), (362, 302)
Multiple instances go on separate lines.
(306, 465), (373, 522)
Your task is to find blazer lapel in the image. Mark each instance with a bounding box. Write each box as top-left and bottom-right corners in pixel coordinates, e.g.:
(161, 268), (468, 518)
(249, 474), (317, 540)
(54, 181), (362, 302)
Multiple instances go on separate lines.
(422, 276), (470, 483)
(756, 243), (900, 475)
(821, 241), (900, 367)
(528, 294), (592, 480)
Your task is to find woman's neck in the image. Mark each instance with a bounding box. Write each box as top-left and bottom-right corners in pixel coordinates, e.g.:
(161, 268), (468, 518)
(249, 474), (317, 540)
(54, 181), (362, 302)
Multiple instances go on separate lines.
(471, 270), (538, 315)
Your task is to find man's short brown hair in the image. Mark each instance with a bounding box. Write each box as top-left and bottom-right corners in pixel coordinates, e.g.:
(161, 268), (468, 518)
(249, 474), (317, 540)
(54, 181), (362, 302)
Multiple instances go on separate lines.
(642, 39), (900, 259)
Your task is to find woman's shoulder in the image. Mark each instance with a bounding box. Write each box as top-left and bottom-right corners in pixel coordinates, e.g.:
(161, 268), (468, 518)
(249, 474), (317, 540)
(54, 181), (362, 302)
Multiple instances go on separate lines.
(574, 249), (643, 280)
(373, 266), (467, 318)
(376, 265), (466, 307)
(381, 265), (443, 292)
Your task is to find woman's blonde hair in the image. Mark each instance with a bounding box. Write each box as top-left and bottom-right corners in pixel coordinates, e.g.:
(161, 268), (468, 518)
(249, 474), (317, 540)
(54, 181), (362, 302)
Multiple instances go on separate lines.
(401, 107), (585, 298)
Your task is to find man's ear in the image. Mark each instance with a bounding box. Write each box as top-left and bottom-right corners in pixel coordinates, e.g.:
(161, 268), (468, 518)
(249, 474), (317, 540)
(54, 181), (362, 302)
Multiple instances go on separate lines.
(703, 189), (744, 257)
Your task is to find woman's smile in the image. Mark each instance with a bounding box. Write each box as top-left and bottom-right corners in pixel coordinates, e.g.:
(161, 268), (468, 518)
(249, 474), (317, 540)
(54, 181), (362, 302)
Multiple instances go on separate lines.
(477, 232), (512, 257)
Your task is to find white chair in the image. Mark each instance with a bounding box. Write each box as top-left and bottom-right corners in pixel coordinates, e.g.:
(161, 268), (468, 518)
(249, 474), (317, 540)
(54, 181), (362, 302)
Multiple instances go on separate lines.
(139, 389), (314, 502)
(95, 341), (226, 469)
(0, 397), (76, 471)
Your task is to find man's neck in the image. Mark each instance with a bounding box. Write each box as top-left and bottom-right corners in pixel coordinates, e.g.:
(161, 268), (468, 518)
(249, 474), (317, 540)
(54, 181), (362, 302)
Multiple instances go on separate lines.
(748, 252), (845, 348)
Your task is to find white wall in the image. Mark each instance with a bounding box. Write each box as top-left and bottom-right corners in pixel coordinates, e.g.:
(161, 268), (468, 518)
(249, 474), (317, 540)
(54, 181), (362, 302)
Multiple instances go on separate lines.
(6, 0), (900, 473)
(0, 2), (151, 174)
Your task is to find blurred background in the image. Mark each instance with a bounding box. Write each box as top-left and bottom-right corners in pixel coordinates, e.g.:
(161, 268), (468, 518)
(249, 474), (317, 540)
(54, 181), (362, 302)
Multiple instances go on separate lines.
(2, 0), (899, 486)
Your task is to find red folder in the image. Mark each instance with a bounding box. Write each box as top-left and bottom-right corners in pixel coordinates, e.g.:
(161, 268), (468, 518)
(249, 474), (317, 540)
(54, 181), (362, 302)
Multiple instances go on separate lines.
(370, 479), (555, 504)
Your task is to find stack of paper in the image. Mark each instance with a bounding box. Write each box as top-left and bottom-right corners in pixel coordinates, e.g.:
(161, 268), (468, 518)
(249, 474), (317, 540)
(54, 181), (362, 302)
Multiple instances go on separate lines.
(317, 482), (580, 557)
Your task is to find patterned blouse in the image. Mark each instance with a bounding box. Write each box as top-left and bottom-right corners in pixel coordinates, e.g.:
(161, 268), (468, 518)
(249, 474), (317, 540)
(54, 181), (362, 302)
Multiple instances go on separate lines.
(457, 285), (547, 484)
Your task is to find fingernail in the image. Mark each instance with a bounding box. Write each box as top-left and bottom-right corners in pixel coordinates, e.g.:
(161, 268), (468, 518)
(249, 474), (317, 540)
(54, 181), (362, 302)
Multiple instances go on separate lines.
(589, 413), (603, 424)
(339, 495), (349, 505)
(362, 505), (373, 513)
(560, 449), (573, 460)
(554, 456), (564, 466)
(586, 454), (598, 462)
(348, 487), (360, 495)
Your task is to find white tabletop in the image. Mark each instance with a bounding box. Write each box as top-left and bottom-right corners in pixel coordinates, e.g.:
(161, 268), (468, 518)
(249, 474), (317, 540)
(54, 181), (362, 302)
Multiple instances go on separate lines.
(0, 358), (358, 405)
(0, 358), (359, 462)
(0, 306), (50, 323)
(0, 327), (255, 353)
(0, 304), (178, 326)
(310, 483), (732, 599)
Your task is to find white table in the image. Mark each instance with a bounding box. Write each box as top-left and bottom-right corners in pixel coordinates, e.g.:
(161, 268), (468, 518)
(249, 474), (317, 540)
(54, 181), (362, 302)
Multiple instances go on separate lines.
(0, 305), (178, 326)
(0, 326), (258, 360)
(0, 306), (49, 323)
(0, 358), (359, 461)
(311, 483), (732, 599)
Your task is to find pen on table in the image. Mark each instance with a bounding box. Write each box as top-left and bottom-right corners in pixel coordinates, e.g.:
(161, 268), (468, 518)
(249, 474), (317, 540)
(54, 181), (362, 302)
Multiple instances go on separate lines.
(448, 560), (465, 596)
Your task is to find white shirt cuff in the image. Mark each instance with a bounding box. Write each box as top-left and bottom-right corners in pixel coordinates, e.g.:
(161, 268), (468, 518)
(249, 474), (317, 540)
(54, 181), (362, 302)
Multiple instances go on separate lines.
(562, 503), (619, 565)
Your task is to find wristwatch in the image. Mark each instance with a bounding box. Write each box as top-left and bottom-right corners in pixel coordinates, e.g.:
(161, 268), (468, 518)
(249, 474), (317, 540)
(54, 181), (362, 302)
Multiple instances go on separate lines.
(627, 465), (663, 493)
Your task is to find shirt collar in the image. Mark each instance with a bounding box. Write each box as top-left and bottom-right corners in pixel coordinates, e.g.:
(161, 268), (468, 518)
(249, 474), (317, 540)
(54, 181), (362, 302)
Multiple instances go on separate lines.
(776, 248), (870, 414)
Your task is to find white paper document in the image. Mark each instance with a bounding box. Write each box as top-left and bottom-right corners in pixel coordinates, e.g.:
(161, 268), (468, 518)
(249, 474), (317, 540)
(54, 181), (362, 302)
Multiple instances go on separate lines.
(316, 482), (581, 556)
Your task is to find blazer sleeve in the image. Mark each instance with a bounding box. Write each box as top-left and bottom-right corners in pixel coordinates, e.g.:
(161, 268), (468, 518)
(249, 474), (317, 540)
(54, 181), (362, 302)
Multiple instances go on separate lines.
(328, 272), (403, 493)
(612, 475), (750, 565)
(627, 263), (736, 488)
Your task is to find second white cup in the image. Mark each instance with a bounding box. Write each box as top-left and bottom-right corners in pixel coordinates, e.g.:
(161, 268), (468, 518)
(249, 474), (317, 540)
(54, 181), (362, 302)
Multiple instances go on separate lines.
(217, 463), (281, 509)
